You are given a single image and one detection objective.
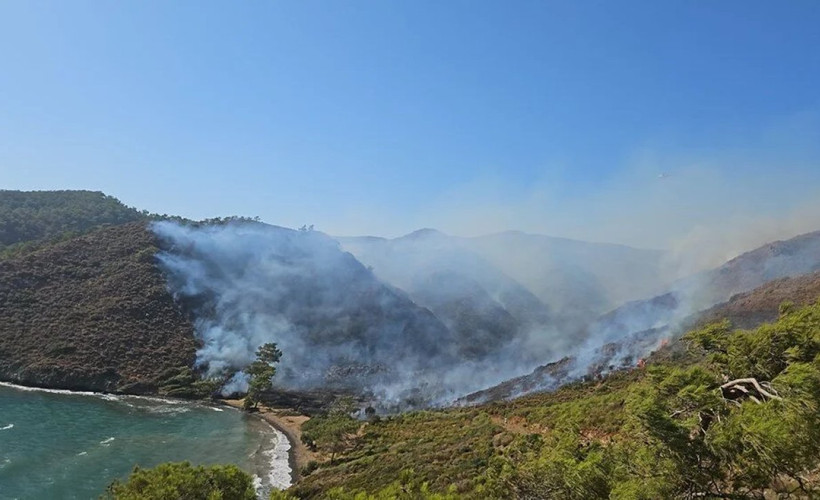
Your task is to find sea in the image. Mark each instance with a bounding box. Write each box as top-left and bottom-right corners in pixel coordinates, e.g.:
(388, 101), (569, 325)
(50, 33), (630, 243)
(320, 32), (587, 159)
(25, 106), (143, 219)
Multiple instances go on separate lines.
(0, 382), (291, 499)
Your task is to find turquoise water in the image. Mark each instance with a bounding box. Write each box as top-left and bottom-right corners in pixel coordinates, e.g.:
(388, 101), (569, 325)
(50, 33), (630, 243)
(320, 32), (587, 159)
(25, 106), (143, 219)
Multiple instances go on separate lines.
(0, 383), (290, 499)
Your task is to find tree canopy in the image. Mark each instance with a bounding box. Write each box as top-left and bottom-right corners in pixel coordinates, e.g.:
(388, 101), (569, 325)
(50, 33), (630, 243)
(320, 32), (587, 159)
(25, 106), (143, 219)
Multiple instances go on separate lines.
(243, 342), (282, 410)
(0, 190), (144, 257)
(105, 461), (257, 500)
(300, 396), (361, 465)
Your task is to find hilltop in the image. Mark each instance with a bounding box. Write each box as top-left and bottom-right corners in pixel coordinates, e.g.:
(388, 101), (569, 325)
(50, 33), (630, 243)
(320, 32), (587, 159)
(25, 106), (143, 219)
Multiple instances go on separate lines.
(0, 190), (146, 257)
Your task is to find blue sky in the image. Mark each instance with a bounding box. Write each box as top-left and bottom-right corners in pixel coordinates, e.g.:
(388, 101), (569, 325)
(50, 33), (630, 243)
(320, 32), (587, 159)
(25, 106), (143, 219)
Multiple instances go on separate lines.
(1, 1), (819, 248)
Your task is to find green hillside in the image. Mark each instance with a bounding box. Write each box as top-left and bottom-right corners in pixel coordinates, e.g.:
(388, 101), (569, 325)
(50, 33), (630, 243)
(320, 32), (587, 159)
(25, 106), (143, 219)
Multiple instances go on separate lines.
(282, 300), (820, 499)
(0, 222), (199, 394)
(0, 190), (145, 257)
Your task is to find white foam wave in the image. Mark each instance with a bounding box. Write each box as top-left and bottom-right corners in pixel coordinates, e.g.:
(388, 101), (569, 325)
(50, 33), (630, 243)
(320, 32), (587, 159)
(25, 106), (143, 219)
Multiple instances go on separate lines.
(0, 381), (103, 397)
(265, 426), (292, 490)
(100, 437), (115, 445)
(124, 395), (190, 405)
(252, 474), (263, 492)
(0, 381), (195, 413)
(0, 424), (13, 431)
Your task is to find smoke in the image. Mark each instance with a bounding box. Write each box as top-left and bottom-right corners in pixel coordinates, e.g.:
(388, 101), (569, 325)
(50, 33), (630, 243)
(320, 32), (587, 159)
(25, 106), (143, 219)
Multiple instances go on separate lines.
(517, 221), (820, 398)
(152, 205), (820, 406)
(152, 220), (559, 405)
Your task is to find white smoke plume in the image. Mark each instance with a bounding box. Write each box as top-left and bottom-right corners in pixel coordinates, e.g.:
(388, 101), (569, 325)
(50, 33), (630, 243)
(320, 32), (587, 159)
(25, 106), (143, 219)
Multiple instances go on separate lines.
(152, 215), (820, 406)
(152, 220), (559, 405)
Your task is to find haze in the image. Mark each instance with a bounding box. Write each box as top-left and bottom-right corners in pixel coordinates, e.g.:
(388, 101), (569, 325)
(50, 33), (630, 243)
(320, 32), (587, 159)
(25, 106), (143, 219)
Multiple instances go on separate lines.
(2, 1), (820, 265)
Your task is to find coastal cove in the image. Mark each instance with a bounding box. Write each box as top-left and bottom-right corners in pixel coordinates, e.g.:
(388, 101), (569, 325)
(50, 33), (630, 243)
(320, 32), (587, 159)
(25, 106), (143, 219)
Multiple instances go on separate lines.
(0, 382), (292, 499)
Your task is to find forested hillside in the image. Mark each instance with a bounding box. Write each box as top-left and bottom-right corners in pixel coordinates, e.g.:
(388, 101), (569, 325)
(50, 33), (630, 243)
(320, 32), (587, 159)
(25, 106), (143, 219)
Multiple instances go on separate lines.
(0, 190), (145, 256)
(0, 222), (199, 394)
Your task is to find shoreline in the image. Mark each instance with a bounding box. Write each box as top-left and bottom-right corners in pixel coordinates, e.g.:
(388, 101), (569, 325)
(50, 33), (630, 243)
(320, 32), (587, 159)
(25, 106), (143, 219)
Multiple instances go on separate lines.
(0, 381), (299, 488)
(220, 399), (314, 483)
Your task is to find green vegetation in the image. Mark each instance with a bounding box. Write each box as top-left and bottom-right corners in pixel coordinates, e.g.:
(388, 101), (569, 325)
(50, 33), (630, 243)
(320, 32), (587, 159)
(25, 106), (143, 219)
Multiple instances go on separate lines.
(0, 222), (198, 394)
(244, 343), (283, 410)
(301, 397), (361, 465)
(5, 189), (818, 497)
(104, 461), (256, 500)
(288, 300), (820, 499)
(0, 190), (145, 258)
(271, 470), (459, 499)
(0, 190), (266, 395)
(156, 367), (222, 399)
(0, 189), (260, 260)
(99, 300), (820, 499)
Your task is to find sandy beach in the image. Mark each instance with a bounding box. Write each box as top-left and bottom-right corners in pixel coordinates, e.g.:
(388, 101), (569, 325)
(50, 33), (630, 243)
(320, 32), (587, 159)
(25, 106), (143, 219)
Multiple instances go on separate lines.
(221, 399), (316, 482)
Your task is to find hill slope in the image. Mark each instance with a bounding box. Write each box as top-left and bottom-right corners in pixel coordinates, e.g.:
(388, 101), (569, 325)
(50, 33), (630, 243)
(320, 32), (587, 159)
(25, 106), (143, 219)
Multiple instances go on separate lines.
(0, 190), (144, 256)
(696, 270), (820, 329)
(339, 230), (555, 362)
(286, 298), (820, 499)
(0, 222), (197, 393)
(463, 230), (820, 402)
(154, 222), (469, 404)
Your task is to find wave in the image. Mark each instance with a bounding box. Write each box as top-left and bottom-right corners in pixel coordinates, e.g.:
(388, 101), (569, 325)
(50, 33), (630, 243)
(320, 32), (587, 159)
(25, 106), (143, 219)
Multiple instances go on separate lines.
(100, 437), (115, 445)
(0, 381), (213, 415)
(265, 428), (292, 490)
(0, 423), (13, 430)
(248, 419), (293, 496)
(0, 381), (105, 397)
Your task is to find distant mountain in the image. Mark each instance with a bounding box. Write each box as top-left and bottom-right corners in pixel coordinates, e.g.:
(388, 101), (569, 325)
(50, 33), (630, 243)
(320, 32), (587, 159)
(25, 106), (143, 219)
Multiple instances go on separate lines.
(0, 190), (145, 256)
(468, 231), (671, 319)
(340, 229), (670, 332)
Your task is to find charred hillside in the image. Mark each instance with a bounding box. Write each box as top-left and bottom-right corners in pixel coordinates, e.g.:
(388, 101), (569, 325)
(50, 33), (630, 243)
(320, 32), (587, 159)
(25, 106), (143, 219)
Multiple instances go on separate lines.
(0, 222), (197, 393)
